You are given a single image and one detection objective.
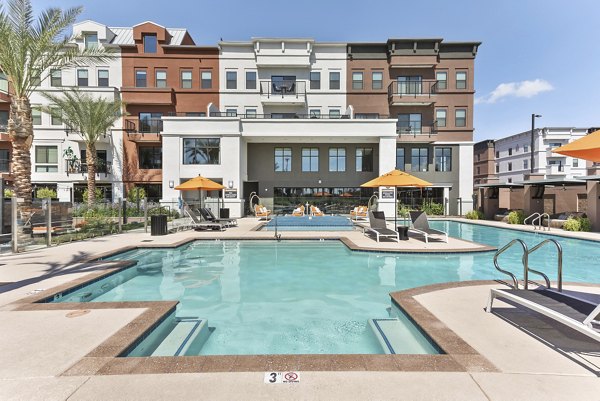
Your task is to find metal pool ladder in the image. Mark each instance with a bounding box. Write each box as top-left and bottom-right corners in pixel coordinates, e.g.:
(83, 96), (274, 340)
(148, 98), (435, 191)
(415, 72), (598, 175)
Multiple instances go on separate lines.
(524, 212), (551, 231)
(493, 238), (563, 292)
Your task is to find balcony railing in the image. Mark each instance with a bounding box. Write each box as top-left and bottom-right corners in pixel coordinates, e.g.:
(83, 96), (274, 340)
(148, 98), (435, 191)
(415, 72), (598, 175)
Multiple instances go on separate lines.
(396, 124), (438, 138)
(208, 112), (350, 119)
(260, 80), (307, 103)
(65, 159), (112, 176)
(125, 118), (163, 134)
(546, 164), (568, 175)
(0, 158), (10, 173)
(388, 80), (438, 104)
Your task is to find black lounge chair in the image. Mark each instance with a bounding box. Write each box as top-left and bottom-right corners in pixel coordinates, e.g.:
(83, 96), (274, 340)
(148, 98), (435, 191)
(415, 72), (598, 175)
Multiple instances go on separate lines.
(364, 211), (399, 243)
(200, 207), (238, 227)
(409, 211), (448, 243)
(184, 206), (225, 231)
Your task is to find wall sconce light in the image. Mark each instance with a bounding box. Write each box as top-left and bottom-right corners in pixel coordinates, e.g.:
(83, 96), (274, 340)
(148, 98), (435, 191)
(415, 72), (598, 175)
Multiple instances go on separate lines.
(265, 188), (268, 192)
(318, 179), (322, 184)
(169, 180), (174, 189)
(227, 180), (234, 189)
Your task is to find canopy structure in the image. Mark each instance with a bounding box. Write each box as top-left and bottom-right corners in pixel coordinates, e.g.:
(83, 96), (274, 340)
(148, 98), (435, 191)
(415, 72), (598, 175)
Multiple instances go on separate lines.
(553, 129), (600, 162)
(175, 176), (225, 191)
(360, 169), (432, 188)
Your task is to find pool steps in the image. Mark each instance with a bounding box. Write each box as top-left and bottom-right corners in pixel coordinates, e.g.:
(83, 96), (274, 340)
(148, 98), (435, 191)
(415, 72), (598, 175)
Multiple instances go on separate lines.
(152, 318), (210, 356)
(368, 318), (406, 354)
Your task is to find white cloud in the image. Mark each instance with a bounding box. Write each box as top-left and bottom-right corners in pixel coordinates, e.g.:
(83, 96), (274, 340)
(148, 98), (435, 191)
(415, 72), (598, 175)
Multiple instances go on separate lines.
(475, 79), (554, 104)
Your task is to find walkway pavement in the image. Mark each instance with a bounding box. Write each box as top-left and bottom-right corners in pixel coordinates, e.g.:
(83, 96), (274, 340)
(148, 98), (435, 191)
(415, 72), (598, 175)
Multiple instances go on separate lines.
(0, 218), (599, 400)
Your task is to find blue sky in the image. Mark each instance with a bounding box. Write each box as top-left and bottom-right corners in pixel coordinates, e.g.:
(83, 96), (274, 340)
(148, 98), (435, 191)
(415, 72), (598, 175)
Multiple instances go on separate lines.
(40, 0), (600, 141)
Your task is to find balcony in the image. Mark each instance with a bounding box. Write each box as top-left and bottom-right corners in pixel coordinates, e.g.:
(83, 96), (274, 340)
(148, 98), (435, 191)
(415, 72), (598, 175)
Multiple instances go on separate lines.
(396, 124), (438, 142)
(546, 164), (569, 176)
(125, 118), (163, 143)
(120, 87), (175, 105)
(259, 80), (306, 106)
(65, 159), (112, 177)
(388, 80), (438, 106)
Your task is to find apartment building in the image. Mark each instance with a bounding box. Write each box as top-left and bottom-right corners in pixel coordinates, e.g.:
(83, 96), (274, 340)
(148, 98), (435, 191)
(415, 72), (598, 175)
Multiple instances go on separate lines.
(0, 73), (10, 185)
(473, 139), (495, 186)
(119, 22), (219, 200)
(494, 127), (589, 184)
(347, 39), (480, 212)
(26, 20), (124, 202)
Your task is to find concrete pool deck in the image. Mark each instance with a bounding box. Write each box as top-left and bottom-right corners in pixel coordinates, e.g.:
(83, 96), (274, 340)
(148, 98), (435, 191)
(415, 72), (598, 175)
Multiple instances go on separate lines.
(1, 218), (600, 400)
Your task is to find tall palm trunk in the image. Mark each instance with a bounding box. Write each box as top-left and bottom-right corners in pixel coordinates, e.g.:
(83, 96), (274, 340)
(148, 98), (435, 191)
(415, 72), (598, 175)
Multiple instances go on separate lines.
(9, 96), (33, 206)
(86, 142), (97, 206)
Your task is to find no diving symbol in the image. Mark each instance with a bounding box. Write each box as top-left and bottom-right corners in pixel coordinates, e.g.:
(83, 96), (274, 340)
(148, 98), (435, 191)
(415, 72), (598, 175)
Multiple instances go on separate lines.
(284, 372), (298, 381)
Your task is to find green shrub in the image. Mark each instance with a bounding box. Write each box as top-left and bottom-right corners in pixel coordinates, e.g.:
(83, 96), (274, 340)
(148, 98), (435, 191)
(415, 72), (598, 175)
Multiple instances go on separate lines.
(465, 210), (484, 220)
(507, 210), (524, 224)
(36, 187), (57, 199)
(3, 188), (13, 198)
(127, 186), (146, 202)
(577, 217), (591, 232)
(421, 201), (444, 216)
(82, 188), (103, 201)
(563, 217), (581, 231)
(397, 203), (411, 218)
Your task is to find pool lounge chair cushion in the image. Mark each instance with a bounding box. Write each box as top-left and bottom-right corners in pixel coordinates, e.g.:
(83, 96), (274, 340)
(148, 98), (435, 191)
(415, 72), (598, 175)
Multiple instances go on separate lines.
(409, 211), (448, 243)
(364, 211), (399, 243)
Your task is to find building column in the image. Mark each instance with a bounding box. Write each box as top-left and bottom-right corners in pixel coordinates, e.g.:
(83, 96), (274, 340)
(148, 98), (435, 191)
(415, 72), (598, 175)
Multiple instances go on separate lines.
(457, 143), (474, 215)
(161, 135), (180, 205)
(587, 181), (600, 232)
(523, 173), (545, 217)
(378, 136), (397, 219)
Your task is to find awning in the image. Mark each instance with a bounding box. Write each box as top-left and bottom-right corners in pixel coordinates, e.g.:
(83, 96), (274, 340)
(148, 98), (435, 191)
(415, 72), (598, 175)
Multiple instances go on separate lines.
(475, 183), (524, 189)
(516, 178), (586, 187)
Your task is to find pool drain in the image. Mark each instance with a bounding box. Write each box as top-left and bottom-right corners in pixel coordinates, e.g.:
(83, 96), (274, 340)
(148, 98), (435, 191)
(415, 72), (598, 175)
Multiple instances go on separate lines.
(66, 309), (91, 318)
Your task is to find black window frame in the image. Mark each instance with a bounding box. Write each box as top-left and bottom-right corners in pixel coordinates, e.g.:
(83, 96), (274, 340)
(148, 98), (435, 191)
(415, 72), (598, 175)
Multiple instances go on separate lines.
(355, 147), (373, 172)
(411, 147), (429, 172)
(180, 70), (193, 89)
(436, 71), (447, 90)
(35, 145), (58, 172)
(329, 71), (340, 90)
(436, 109), (447, 127)
(183, 138), (221, 165)
(245, 71), (256, 90)
(301, 147), (319, 172)
(155, 69), (167, 88)
(50, 69), (62, 87)
(226, 71), (237, 89)
(310, 71), (321, 90)
(84, 33), (98, 50)
(143, 33), (157, 53)
(274, 147), (292, 172)
(77, 69), (88, 87)
(456, 71), (467, 90)
(396, 147), (405, 171)
(138, 145), (162, 169)
(135, 69), (147, 88)
(97, 69), (109, 87)
(201, 70), (212, 89)
(352, 71), (363, 90)
(372, 71), (383, 90)
(328, 147), (346, 172)
(435, 147), (452, 172)
(455, 109), (466, 127)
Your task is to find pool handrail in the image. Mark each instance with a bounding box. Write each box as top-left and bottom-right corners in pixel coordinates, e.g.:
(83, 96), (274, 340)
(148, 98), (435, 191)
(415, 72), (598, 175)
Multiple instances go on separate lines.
(526, 238), (562, 292)
(493, 239), (528, 289)
(524, 212), (541, 227)
(531, 213), (551, 231)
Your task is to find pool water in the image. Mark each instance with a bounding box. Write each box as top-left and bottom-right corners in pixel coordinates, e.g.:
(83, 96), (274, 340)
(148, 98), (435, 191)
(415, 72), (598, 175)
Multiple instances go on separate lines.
(52, 221), (600, 356)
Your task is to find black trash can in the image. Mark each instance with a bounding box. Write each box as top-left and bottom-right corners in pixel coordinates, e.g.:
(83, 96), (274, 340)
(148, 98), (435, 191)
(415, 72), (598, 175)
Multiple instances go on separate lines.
(396, 226), (409, 241)
(219, 208), (230, 219)
(150, 215), (168, 236)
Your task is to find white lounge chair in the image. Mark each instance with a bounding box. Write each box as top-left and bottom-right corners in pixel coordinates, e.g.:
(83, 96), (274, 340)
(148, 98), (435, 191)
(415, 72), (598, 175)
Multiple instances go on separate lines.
(364, 211), (399, 243)
(409, 211), (448, 243)
(487, 288), (600, 342)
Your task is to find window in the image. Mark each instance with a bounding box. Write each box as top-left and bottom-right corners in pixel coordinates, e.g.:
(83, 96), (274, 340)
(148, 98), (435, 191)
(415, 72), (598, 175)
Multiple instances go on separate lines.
(225, 109), (237, 117)
(455, 109), (466, 127)
(80, 149), (108, 173)
(436, 71), (447, 90)
(329, 148), (345, 172)
(310, 71), (320, 90)
(397, 76), (422, 94)
(135, 70), (147, 87)
(84, 33), (98, 49)
(32, 107), (41, 125)
(0, 111), (6, 129)
(0, 148), (8, 172)
(31, 70), (41, 86)
(185, 112), (205, 117)
(139, 112), (162, 133)
(201, 71), (212, 89)
(508, 178), (512, 183)
(355, 113), (380, 119)
(50, 107), (61, 125)
(356, 148), (373, 172)
(50, 69), (61, 87)
(516, 144), (520, 152)
(181, 70), (192, 89)
(436, 109), (447, 127)
(309, 109), (321, 118)
(97, 69), (109, 87)
(329, 109), (341, 119)
(155, 70), (167, 88)
(549, 142), (562, 148)
(411, 148), (428, 172)
(329, 71), (340, 90)
(524, 145), (529, 152)
(77, 70), (89, 86)
(35, 146), (58, 172)
(143, 34), (157, 53)
(245, 109), (256, 118)
(274, 147), (292, 172)
(183, 138), (220, 165)
(508, 148), (512, 156)
(495, 151), (500, 158)
(573, 158), (579, 167)
(477, 154), (481, 161)
(302, 148), (319, 172)
(352, 71), (363, 90)
(226, 71), (237, 89)
(138, 146), (162, 169)
(0, 72), (7, 93)
(496, 164), (499, 173)
(523, 159), (528, 169)
(245, 71), (256, 90)
(435, 147), (452, 172)
(396, 147), (405, 170)
(477, 167), (481, 175)
(508, 162), (512, 171)
(372, 71), (383, 89)
(397, 113), (422, 134)
(456, 71), (467, 89)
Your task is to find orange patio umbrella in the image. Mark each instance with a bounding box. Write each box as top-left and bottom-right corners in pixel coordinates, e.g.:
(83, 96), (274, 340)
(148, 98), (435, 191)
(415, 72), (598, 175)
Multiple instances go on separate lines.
(175, 175), (225, 210)
(361, 169), (432, 228)
(553, 129), (600, 162)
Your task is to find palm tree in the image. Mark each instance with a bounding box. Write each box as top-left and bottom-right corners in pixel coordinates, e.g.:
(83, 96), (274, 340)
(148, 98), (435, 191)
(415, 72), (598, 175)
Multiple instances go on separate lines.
(40, 90), (123, 205)
(0, 0), (112, 207)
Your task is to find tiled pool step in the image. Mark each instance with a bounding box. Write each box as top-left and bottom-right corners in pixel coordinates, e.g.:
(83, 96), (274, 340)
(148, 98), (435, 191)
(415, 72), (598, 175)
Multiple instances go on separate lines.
(152, 318), (210, 356)
(368, 318), (439, 355)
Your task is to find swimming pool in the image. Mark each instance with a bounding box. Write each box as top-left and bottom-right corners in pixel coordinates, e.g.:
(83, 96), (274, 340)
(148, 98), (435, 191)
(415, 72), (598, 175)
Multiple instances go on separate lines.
(51, 221), (600, 356)
(262, 215), (355, 231)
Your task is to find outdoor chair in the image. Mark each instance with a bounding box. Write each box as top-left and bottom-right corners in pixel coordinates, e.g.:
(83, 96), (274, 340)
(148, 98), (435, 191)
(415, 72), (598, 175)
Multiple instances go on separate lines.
(408, 211), (448, 243)
(255, 205), (272, 220)
(310, 206), (324, 216)
(350, 206), (368, 221)
(184, 206), (225, 231)
(292, 205), (305, 217)
(200, 207), (238, 227)
(364, 211), (399, 243)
